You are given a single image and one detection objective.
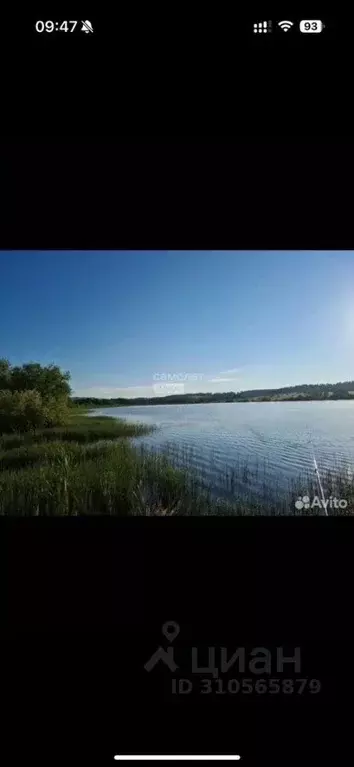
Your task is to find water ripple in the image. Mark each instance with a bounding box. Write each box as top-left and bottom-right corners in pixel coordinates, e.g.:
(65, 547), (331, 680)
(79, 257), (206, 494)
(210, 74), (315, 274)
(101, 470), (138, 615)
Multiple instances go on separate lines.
(94, 402), (354, 502)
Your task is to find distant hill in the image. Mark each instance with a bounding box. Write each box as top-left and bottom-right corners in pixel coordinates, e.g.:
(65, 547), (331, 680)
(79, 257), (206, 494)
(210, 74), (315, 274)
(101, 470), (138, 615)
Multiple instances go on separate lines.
(71, 380), (354, 407)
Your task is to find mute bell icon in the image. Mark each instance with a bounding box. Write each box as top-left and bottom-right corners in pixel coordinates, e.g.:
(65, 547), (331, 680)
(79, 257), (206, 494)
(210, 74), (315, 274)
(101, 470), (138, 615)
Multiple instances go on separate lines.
(81, 20), (93, 34)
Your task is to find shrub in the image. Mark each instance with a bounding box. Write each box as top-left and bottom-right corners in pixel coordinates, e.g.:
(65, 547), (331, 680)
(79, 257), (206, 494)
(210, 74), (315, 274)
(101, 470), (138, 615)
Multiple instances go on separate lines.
(0, 389), (49, 434)
(43, 395), (70, 427)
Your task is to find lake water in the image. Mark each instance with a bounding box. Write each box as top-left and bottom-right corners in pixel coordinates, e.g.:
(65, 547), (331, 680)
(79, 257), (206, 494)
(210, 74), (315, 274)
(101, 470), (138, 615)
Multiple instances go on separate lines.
(92, 402), (354, 502)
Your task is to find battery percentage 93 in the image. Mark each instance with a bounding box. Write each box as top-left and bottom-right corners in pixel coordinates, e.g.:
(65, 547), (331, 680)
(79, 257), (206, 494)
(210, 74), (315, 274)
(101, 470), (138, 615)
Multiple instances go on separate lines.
(300, 20), (325, 33)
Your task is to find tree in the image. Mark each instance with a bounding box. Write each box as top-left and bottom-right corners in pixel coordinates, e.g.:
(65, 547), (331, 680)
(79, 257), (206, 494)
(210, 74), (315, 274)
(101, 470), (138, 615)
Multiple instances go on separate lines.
(0, 358), (12, 390)
(0, 360), (72, 433)
(10, 362), (71, 401)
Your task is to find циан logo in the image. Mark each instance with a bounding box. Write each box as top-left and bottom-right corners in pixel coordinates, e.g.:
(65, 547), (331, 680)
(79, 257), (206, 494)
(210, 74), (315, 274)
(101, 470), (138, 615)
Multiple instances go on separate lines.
(144, 621), (180, 672)
(144, 621), (321, 697)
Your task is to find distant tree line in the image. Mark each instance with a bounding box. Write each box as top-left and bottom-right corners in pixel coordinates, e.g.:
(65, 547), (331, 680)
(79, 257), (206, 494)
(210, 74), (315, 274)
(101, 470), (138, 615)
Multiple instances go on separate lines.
(235, 381), (354, 399)
(72, 391), (240, 407)
(72, 380), (354, 408)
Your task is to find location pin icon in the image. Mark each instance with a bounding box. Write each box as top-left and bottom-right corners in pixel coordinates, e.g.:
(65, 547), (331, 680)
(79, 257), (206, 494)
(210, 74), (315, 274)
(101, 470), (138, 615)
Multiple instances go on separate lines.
(162, 621), (180, 642)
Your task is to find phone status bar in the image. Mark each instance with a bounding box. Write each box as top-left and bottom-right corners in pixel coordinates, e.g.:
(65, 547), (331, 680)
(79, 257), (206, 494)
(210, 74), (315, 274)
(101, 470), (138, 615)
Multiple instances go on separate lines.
(252, 20), (326, 35)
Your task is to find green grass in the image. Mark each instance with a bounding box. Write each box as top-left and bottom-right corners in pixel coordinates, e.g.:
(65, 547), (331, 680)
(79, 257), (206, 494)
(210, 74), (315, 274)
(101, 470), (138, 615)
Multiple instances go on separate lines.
(0, 439), (122, 471)
(0, 440), (214, 516)
(0, 412), (153, 450)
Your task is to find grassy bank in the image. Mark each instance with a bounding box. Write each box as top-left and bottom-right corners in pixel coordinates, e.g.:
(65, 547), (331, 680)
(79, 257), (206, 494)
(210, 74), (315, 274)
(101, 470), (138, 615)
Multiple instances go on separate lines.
(0, 409), (206, 516)
(0, 411), (152, 451)
(1, 409), (353, 516)
(0, 408), (218, 516)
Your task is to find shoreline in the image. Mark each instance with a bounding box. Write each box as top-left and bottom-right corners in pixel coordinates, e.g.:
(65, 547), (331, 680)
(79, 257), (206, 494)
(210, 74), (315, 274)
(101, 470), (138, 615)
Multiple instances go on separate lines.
(1, 408), (353, 516)
(85, 398), (354, 407)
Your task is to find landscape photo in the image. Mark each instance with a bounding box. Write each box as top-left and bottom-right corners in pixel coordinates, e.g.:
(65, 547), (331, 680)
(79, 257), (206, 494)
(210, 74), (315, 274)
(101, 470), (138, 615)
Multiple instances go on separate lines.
(2, 249), (354, 515)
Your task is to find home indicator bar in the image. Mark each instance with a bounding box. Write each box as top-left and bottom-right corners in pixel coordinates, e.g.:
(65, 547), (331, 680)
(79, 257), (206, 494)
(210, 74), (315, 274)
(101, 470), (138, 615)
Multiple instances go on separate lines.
(114, 758), (242, 762)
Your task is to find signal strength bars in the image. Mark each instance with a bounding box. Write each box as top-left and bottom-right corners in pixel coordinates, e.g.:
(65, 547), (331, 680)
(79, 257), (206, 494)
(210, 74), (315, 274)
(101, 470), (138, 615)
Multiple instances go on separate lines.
(253, 21), (272, 34)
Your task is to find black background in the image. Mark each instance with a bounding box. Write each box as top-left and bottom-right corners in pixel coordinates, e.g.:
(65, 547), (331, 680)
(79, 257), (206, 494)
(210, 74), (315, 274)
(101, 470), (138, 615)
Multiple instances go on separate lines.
(1, 10), (354, 766)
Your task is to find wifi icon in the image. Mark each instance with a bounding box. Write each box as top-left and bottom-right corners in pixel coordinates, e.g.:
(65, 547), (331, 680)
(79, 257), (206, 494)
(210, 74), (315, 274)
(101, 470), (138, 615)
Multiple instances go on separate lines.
(278, 20), (294, 32)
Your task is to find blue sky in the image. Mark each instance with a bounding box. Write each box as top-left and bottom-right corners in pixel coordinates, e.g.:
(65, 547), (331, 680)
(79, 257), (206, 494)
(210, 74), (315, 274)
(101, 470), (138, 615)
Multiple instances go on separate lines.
(1, 250), (354, 397)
